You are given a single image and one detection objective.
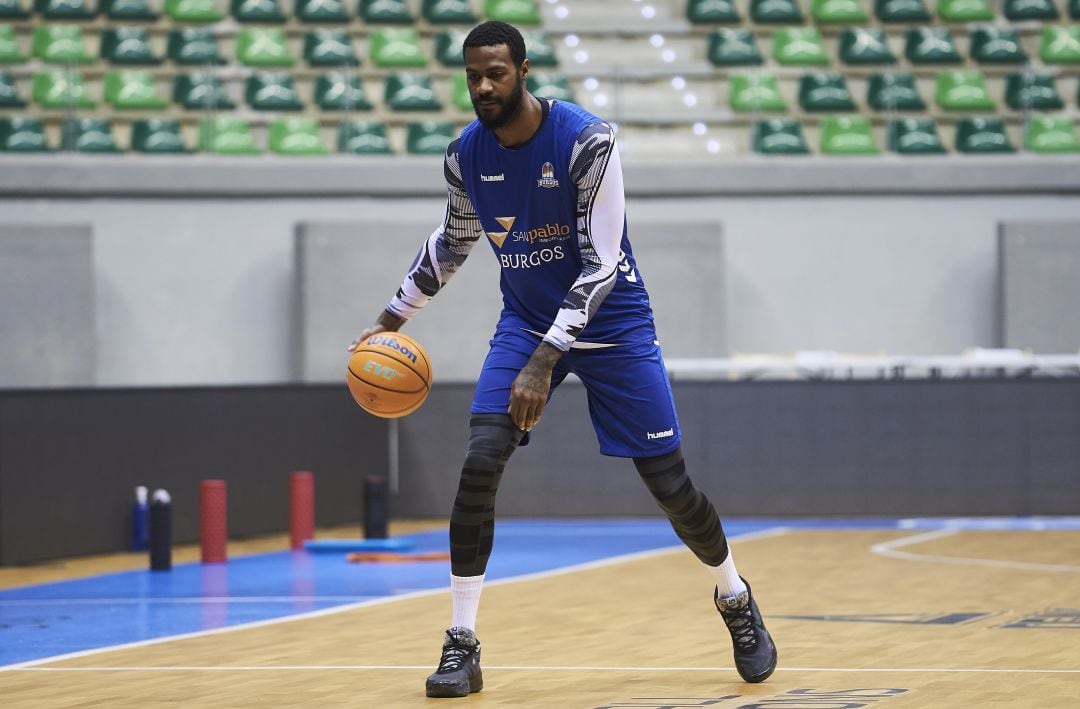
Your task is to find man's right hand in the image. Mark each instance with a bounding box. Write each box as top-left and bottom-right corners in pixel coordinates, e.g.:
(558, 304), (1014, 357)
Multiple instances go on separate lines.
(347, 310), (406, 351)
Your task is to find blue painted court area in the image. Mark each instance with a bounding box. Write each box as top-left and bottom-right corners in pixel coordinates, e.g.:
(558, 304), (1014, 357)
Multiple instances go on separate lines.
(3, 517), (1077, 668)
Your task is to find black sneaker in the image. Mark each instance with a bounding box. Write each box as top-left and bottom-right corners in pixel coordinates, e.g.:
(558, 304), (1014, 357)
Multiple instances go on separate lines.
(425, 627), (484, 698)
(715, 577), (777, 683)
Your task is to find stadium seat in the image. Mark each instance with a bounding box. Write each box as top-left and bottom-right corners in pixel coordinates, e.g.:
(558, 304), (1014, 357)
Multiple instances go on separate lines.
(955, 117), (1014, 152)
(729, 73), (788, 112)
(751, 118), (810, 154)
(304, 29), (357, 66)
(812, 0), (868, 23)
(839, 27), (895, 65)
(936, 70), (995, 111)
(131, 118), (189, 153)
(165, 0), (225, 21)
(104, 69), (167, 109)
(168, 28), (225, 65)
(231, 0), (286, 22)
(750, 0), (803, 22)
(0, 25), (28, 63)
(527, 72), (573, 101)
(60, 117), (120, 152)
(522, 31), (557, 66)
(905, 27), (962, 65)
(407, 120), (454, 154)
(485, 0), (540, 24)
(1004, 0), (1058, 20)
(370, 28), (426, 68)
(36, 0), (96, 19)
(874, 0), (929, 21)
(314, 71), (373, 110)
(0, 70), (25, 106)
(33, 26), (94, 64)
(1004, 73), (1063, 111)
(269, 117), (328, 155)
(820, 115), (879, 155)
(708, 29), (762, 66)
(100, 27), (162, 65)
(359, 0), (413, 22)
(866, 72), (925, 111)
(0, 116), (48, 151)
(33, 69), (95, 107)
(1024, 115), (1080, 152)
(936, 0), (993, 21)
(245, 71), (303, 110)
(0, 0), (30, 18)
(773, 28), (829, 66)
(887, 117), (946, 154)
(686, 0), (740, 22)
(423, 0), (475, 23)
(384, 72), (441, 111)
(338, 119), (392, 153)
(103, 0), (158, 19)
(296, 0), (348, 21)
(799, 73), (857, 112)
(198, 116), (262, 154)
(236, 28), (294, 66)
(435, 30), (469, 66)
(1040, 26), (1080, 64)
(174, 72), (235, 109)
(969, 27), (1027, 65)
(451, 72), (471, 110)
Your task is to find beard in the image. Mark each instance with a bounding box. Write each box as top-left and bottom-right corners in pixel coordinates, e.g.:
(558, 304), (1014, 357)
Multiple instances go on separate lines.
(472, 75), (525, 129)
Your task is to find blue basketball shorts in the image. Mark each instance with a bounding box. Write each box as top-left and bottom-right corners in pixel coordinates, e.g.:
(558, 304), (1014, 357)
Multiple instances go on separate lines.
(470, 327), (682, 458)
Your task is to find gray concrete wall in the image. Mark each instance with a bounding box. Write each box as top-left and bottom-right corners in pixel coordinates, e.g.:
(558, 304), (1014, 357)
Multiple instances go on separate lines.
(1000, 221), (1080, 353)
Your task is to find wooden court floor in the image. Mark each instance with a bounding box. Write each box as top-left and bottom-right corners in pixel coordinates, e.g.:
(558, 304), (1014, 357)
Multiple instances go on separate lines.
(2, 524), (1078, 708)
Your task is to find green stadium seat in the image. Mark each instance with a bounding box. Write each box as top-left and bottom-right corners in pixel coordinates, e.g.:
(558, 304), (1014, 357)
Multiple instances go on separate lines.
(1005, 73), (1063, 111)
(0, 116), (48, 151)
(970, 27), (1027, 65)
(168, 28), (225, 65)
(773, 28), (830, 66)
(435, 30), (469, 67)
(799, 72), (856, 112)
(359, 0), (412, 22)
(0, 25), (28, 63)
(751, 0), (803, 22)
(687, 0), (740, 22)
(36, 0), (96, 19)
(0, 0), (30, 18)
(527, 72), (573, 101)
(887, 117), (946, 154)
(451, 72), (471, 111)
(296, 0), (348, 21)
(131, 118), (189, 153)
(269, 117), (328, 155)
(104, 69), (167, 109)
(1040, 26), (1080, 64)
(812, 0), (868, 22)
(60, 117), (120, 152)
(165, 0), (225, 21)
(384, 72), (441, 111)
(407, 120), (454, 154)
(236, 27), (294, 67)
(522, 31), (557, 66)
(874, 0), (929, 21)
(0, 70), (25, 106)
(936, 0), (993, 21)
(231, 0), (286, 22)
(905, 27), (962, 65)
(33, 26), (94, 64)
(485, 0), (540, 24)
(174, 72), (235, 109)
(866, 72), (925, 111)
(1004, 0), (1058, 20)
(245, 71), (303, 110)
(103, 0), (158, 19)
(338, 119), (392, 153)
(708, 29), (763, 67)
(1024, 115), (1080, 152)
(370, 28), (426, 68)
(820, 115), (879, 155)
(198, 116), (262, 154)
(304, 29), (357, 66)
(729, 73), (787, 112)
(935, 70), (995, 111)
(752, 118), (810, 154)
(955, 117), (1014, 153)
(100, 27), (162, 65)
(314, 71), (373, 110)
(423, 0), (475, 23)
(33, 69), (95, 107)
(839, 28), (895, 65)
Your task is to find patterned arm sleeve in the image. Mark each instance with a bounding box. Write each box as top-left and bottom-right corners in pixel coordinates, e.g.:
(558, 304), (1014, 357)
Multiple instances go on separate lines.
(543, 123), (625, 351)
(385, 139), (484, 321)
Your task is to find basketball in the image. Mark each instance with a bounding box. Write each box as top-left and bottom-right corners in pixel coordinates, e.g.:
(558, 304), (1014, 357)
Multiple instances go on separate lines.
(346, 331), (432, 418)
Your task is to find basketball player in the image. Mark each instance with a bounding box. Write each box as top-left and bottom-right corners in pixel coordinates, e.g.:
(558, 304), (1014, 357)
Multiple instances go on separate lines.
(348, 21), (777, 698)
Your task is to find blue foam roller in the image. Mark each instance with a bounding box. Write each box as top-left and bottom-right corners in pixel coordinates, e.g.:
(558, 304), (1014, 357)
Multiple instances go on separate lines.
(302, 538), (415, 553)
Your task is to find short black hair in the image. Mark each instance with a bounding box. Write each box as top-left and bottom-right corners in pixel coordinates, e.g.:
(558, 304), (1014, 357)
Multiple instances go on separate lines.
(462, 20), (527, 67)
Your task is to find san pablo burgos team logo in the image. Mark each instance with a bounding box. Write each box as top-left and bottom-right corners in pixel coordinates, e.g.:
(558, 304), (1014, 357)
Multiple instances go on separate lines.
(537, 162), (560, 189)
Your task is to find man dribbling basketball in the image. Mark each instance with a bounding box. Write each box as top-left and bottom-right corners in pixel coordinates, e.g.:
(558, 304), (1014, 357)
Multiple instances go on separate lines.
(348, 20), (777, 698)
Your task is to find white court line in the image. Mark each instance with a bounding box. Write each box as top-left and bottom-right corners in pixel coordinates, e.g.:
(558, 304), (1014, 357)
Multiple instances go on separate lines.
(0, 527), (790, 672)
(11, 665), (1080, 675)
(871, 529), (1080, 573)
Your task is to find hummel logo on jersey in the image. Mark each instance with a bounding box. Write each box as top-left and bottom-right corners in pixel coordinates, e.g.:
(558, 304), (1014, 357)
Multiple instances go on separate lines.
(486, 216), (516, 248)
(537, 162), (560, 189)
(646, 428), (675, 440)
(481, 173), (505, 182)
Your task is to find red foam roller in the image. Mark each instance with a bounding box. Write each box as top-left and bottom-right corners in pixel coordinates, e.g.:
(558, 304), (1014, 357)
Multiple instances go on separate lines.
(290, 471), (315, 550)
(200, 479), (228, 564)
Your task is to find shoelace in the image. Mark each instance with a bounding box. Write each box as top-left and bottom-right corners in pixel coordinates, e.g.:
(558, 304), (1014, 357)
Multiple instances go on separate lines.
(722, 605), (759, 651)
(437, 643), (472, 673)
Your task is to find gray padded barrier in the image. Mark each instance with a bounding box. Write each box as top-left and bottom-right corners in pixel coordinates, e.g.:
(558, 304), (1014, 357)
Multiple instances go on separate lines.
(1000, 222), (1080, 353)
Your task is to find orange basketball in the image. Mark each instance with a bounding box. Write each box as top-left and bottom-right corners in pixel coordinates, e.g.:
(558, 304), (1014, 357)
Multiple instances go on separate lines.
(346, 331), (432, 418)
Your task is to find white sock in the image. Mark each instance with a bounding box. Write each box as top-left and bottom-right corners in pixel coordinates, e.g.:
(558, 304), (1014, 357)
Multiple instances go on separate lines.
(450, 573), (485, 631)
(708, 552), (748, 600)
